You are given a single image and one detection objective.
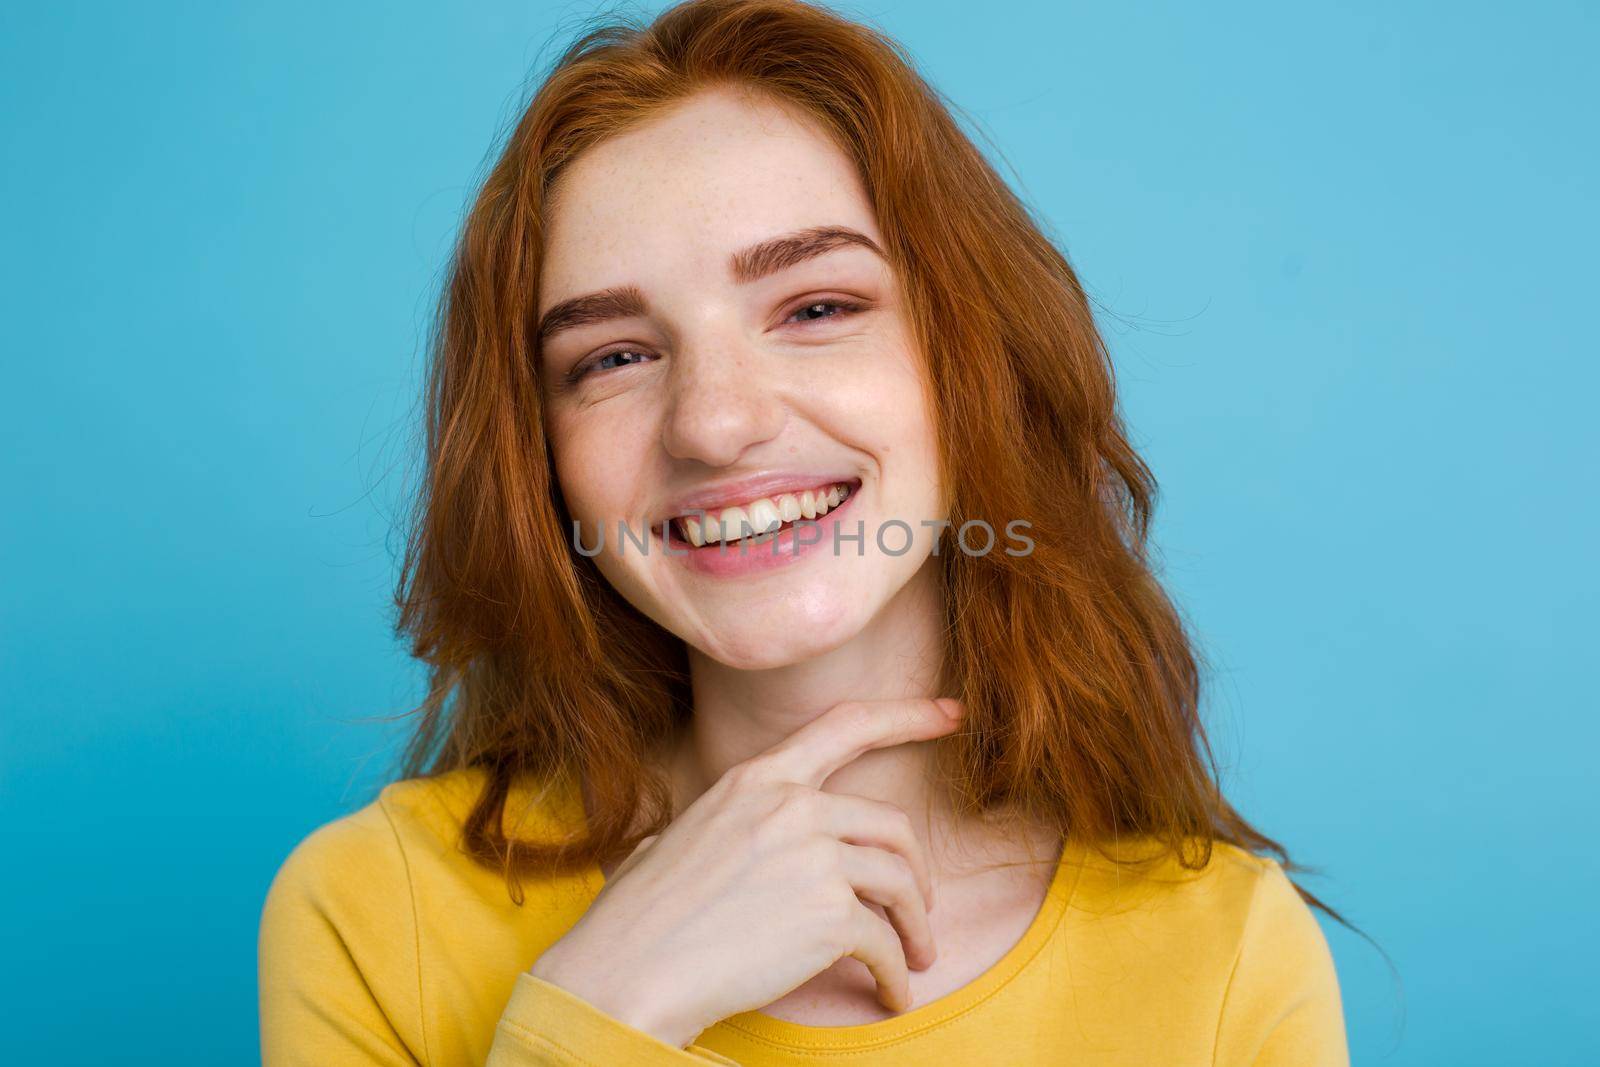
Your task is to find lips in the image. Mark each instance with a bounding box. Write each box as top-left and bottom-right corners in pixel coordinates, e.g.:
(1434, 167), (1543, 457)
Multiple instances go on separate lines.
(660, 476), (864, 577)
(673, 481), (855, 546)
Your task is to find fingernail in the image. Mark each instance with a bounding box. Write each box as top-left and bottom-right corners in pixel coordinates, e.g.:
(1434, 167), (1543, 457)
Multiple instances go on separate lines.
(937, 698), (963, 719)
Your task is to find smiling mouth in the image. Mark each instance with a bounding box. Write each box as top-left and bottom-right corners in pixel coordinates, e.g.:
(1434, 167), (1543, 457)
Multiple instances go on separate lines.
(661, 478), (859, 548)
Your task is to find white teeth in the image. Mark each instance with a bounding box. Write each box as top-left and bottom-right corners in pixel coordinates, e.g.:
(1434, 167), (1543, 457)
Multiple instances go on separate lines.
(672, 481), (853, 546)
(717, 505), (749, 544)
(745, 498), (782, 538)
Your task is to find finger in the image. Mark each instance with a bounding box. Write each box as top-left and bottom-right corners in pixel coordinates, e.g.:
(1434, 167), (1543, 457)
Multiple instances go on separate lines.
(839, 843), (936, 971)
(758, 698), (965, 789)
(845, 900), (912, 1014)
(817, 792), (936, 911)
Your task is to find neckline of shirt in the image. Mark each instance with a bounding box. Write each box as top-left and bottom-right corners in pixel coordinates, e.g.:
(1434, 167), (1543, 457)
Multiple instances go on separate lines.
(706, 836), (1084, 1051)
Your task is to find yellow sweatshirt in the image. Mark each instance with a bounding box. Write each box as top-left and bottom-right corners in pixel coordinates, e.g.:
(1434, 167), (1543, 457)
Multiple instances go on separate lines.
(258, 766), (1348, 1066)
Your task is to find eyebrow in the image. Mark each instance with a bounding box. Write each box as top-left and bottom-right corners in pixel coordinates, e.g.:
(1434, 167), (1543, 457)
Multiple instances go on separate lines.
(536, 224), (885, 346)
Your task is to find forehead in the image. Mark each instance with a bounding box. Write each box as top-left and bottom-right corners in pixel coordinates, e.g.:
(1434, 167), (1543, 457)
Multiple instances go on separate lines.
(538, 88), (880, 307)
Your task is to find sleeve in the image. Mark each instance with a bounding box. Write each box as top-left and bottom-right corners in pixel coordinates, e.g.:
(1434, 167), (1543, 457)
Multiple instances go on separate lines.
(1212, 860), (1350, 1067)
(259, 801), (741, 1067)
(488, 972), (743, 1065)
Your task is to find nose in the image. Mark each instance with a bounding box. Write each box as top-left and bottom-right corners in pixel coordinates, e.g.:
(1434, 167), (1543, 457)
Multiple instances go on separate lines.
(660, 338), (787, 467)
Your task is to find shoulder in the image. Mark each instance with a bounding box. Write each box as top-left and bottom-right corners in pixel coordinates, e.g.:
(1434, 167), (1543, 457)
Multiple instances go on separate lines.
(1068, 836), (1339, 979)
(1068, 836), (1318, 935)
(258, 765), (601, 1062)
(1060, 837), (1348, 1064)
(259, 764), (596, 952)
(256, 776), (458, 1063)
(257, 773), (454, 963)
(261, 768), (471, 907)
(1207, 847), (1348, 1064)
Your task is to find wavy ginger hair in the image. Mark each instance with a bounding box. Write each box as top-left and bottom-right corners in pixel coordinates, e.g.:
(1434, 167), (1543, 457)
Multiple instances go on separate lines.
(392, 0), (1338, 917)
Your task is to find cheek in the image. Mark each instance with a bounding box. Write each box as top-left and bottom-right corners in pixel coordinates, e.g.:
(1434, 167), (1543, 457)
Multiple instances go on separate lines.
(830, 346), (940, 491)
(548, 410), (658, 605)
(546, 406), (642, 527)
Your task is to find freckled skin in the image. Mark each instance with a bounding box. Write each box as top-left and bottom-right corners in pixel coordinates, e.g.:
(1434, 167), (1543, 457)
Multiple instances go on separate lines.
(537, 87), (946, 670)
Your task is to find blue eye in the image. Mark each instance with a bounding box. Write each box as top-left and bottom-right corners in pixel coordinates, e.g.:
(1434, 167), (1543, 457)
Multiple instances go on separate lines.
(595, 349), (650, 372)
(787, 299), (865, 323)
(570, 347), (652, 383)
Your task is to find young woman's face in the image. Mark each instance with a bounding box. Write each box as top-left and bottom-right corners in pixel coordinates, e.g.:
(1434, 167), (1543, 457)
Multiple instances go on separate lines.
(536, 87), (944, 669)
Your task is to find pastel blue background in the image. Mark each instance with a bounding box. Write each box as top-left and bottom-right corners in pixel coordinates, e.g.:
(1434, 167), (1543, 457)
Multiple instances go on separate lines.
(3, 2), (1593, 1063)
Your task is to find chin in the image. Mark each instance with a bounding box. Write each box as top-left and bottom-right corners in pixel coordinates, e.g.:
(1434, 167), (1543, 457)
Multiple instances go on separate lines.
(683, 585), (882, 670)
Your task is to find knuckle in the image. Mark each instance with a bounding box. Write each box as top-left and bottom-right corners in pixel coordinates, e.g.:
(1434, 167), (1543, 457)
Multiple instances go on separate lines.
(889, 805), (916, 840)
(754, 793), (814, 849)
(724, 756), (773, 790)
(813, 836), (847, 878)
(755, 825), (793, 857)
(802, 884), (856, 955)
(771, 782), (818, 821)
(827, 887), (862, 931)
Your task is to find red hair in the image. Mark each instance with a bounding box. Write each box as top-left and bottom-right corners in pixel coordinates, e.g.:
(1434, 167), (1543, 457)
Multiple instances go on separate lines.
(392, 0), (1342, 920)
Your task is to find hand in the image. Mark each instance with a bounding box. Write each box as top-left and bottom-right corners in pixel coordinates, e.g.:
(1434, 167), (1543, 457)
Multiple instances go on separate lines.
(529, 697), (965, 1049)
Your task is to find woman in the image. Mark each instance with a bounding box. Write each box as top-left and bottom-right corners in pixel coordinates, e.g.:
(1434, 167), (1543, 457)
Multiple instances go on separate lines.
(259, 0), (1350, 1063)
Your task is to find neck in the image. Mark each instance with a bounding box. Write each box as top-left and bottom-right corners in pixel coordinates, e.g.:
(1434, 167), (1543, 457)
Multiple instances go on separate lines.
(666, 557), (952, 843)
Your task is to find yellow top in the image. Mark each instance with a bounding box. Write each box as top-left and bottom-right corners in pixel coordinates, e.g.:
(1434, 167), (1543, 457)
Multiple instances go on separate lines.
(258, 766), (1348, 1066)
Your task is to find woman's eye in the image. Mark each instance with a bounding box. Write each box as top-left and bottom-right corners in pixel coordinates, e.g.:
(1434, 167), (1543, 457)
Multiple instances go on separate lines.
(785, 299), (864, 324)
(595, 349), (650, 372)
(572, 347), (652, 382)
